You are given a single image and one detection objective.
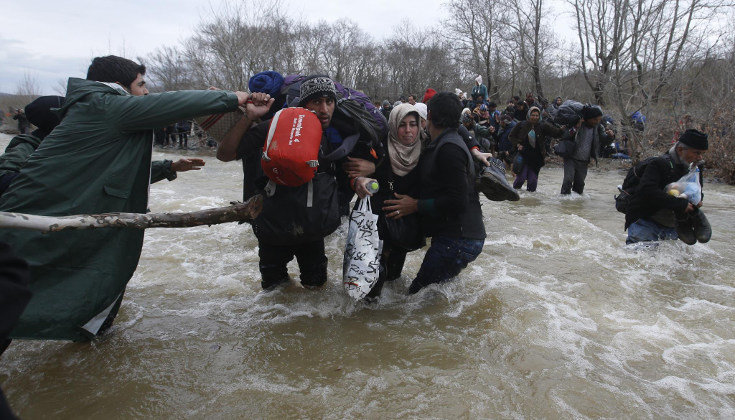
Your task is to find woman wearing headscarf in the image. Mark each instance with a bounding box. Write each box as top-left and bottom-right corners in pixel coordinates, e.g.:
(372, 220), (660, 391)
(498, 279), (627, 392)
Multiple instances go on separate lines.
(508, 106), (564, 192)
(353, 104), (425, 300)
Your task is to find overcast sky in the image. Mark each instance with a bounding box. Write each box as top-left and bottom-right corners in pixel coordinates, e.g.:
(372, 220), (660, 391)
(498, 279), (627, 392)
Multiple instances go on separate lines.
(0, 0), (576, 95)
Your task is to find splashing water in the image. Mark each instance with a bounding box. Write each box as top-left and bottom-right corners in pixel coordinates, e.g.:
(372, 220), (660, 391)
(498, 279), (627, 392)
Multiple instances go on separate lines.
(1, 136), (734, 418)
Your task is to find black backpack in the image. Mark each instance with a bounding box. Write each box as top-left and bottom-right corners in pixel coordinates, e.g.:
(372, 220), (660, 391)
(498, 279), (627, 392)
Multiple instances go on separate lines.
(334, 98), (387, 151)
(614, 154), (672, 213)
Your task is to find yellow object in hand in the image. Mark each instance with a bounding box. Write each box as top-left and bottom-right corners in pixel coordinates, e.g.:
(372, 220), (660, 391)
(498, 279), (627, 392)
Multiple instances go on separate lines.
(668, 189), (681, 197)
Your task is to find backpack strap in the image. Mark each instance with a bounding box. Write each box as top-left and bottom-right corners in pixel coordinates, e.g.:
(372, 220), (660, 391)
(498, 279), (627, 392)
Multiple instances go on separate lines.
(261, 110), (283, 162)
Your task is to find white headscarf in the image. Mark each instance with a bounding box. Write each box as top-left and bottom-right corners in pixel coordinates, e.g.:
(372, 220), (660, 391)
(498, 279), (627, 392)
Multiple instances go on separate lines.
(414, 103), (427, 120)
(387, 104), (422, 176)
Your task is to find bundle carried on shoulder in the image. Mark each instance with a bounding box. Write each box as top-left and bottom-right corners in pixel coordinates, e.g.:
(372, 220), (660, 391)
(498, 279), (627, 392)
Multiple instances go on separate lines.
(554, 100), (603, 126)
(194, 106), (245, 143)
(278, 74), (387, 149)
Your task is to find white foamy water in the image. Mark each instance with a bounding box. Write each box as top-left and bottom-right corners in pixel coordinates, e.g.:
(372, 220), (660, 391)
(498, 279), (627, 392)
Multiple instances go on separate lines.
(1, 134), (734, 418)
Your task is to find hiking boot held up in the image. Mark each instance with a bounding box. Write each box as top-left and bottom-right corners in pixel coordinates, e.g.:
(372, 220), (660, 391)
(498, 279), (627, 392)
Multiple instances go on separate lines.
(692, 209), (712, 243)
(675, 214), (697, 245)
(477, 158), (520, 202)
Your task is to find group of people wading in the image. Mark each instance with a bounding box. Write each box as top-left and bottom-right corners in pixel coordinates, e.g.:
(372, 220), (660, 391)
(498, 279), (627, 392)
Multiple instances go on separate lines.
(0, 55), (711, 349)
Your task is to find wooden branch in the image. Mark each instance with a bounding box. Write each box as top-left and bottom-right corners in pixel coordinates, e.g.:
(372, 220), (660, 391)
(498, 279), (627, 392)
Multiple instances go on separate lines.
(0, 195), (263, 233)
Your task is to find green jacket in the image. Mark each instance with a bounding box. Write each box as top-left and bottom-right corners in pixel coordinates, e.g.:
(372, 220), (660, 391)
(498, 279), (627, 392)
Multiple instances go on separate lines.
(0, 133), (42, 178)
(0, 78), (238, 341)
(0, 133), (176, 183)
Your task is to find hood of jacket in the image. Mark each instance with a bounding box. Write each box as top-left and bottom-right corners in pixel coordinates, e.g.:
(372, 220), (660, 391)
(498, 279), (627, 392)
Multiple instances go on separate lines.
(57, 78), (129, 117)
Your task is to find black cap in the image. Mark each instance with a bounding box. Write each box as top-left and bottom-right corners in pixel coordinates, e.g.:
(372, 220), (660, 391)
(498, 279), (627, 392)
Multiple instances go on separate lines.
(679, 129), (708, 150)
(25, 95), (65, 132)
(581, 105), (603, 120)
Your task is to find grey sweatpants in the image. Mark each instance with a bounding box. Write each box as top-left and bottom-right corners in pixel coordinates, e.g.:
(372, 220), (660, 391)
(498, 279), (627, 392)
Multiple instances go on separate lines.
(561, 158), (589, 195)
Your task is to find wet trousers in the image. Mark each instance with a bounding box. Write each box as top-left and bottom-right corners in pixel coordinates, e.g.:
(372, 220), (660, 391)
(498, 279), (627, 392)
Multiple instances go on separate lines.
(408, 236), (484, 294)
(258, 239), (328, 290)
(626, 218), (678, 244)
(561, 158), (589, 195)
(513, 164), (539, 192)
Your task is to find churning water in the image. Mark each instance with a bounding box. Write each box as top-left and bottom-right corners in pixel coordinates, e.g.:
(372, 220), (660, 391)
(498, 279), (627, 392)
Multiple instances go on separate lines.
(1, 134), (734, 418)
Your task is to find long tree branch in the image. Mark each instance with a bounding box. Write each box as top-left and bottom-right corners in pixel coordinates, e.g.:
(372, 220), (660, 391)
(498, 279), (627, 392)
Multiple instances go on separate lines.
(0, 195), (264, 233)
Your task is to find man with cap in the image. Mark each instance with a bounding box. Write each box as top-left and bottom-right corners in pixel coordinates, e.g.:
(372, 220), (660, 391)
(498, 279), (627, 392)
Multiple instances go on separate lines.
(625, 129), (711, 245)
(217, 74), (379, 291)
(0, 96), (64, 195)
(560, 105), (614, 195)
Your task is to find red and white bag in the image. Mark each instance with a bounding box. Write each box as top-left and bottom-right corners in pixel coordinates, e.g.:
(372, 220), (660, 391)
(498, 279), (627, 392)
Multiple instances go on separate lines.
(261, 107), (322, 187)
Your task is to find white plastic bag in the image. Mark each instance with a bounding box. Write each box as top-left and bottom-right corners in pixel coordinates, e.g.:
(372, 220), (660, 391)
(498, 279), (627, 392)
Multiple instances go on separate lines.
(665, 166), (702, 205)
(343, 197), (383, 300)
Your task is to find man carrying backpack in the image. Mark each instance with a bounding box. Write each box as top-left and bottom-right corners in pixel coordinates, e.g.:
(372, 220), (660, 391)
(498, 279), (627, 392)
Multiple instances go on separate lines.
(560, 105), (614, 195)
(217, 75), (379, 291)
(623, 129), (711, 245)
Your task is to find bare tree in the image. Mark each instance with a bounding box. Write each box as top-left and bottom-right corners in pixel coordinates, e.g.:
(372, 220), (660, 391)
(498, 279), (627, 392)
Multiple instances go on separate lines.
(508, 0), (552, 99)
(147, 46), (196, 91)
(52, 78), (68, 96)
(14, 71), (40, 98)
(568, 0), (632, 105)
(444, 0), (504, 99)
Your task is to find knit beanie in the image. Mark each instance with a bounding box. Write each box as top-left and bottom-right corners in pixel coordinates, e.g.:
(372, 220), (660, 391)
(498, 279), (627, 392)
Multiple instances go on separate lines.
(581, 105), (603, 120)
(25, 95), (65, 132)
(423, 88), (437, 103)
(248, 71), (284, 96)
(298, 75), (337, 106)
(678, 129), (708, 150)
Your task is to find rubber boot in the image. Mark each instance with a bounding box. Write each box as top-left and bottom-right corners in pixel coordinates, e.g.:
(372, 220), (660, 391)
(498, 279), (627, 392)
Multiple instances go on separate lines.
(692, 209), (712, 243)
(476, 157), (520, 201)
(675, 214), (697, 245)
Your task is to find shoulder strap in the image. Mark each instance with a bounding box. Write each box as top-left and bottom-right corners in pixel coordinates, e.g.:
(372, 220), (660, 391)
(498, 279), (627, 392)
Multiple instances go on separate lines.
(261, 111), (282, 162)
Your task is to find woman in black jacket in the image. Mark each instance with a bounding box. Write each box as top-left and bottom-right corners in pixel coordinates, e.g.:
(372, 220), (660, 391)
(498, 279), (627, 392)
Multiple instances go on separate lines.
(353, 104), (425, 299)
(509, 107), (564, 192)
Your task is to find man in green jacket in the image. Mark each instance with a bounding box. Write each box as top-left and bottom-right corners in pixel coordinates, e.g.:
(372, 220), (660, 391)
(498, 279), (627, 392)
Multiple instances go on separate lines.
(0, 55), (257, 341)
(0, 95), (209, 195)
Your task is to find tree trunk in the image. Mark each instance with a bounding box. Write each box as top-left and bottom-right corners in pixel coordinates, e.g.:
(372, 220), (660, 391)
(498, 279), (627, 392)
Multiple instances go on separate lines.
(0, 195), (263, 233)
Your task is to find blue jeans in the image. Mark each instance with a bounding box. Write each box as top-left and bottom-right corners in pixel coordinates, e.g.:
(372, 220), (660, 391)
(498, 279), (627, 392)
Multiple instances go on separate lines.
(408, 236), (484, 294)
(626, 218), (678, 244)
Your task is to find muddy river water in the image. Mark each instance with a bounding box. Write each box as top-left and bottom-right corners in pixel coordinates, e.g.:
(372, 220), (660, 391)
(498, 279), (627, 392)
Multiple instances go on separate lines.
(1, 136), (734, 418)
